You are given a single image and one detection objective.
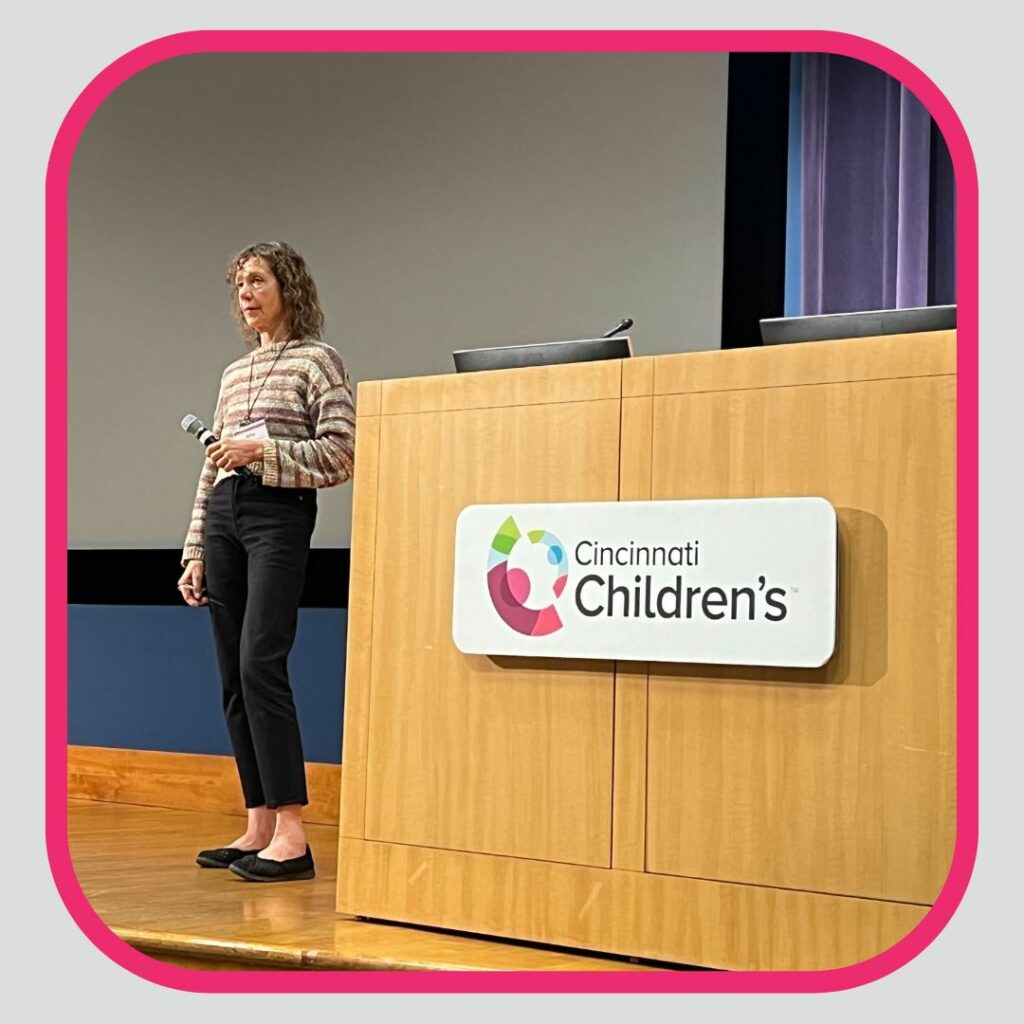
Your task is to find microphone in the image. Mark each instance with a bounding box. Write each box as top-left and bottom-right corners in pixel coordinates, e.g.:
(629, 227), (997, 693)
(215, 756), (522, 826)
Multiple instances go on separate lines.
(181, 414), (254, 478)
(602, 317), (633, 338)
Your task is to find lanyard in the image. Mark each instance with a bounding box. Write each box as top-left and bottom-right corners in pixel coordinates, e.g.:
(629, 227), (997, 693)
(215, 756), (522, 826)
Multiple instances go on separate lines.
(244, 340), (291, 424)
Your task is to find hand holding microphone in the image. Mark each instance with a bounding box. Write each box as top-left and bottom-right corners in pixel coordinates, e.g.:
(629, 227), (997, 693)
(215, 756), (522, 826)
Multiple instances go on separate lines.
(181, 414), (262, 475)
(207, 437), (264, 472)
(179, 413), (262, 609)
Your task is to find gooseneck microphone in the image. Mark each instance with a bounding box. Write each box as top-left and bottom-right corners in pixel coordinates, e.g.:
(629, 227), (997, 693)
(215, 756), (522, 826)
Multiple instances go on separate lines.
(181, 414), (254, 478)
(602, 317), (634, 338)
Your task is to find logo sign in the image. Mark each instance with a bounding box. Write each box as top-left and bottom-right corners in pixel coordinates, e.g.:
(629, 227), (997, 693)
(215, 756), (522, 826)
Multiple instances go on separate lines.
(453, 498), (837, 668)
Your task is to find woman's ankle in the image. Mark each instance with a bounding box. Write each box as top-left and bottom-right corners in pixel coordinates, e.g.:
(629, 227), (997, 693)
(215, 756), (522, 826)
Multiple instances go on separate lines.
(229, 807), (274, 847)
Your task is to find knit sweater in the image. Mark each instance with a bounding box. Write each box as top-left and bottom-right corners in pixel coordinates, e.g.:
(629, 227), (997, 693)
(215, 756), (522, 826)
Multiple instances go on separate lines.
(181, 338), (356, 566)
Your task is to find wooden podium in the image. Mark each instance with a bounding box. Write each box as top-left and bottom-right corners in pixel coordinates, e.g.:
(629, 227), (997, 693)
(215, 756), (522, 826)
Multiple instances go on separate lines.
(336, 331), (956, 971)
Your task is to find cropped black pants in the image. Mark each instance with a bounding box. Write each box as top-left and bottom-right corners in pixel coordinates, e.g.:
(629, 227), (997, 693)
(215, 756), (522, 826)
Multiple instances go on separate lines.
(203, 475), (317, 809)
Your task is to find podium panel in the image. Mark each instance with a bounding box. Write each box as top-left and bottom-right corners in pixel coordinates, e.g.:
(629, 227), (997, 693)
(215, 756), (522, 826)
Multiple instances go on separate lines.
(349, 363), (621, 867)
(643, 373), (956, 904)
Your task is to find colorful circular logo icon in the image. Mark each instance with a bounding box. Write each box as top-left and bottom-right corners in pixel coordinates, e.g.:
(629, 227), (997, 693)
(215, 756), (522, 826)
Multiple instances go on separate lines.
(487, 516), (568, 635)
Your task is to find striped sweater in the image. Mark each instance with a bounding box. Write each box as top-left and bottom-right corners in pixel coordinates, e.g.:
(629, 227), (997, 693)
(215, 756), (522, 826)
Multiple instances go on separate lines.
(182, 337), (356, 565)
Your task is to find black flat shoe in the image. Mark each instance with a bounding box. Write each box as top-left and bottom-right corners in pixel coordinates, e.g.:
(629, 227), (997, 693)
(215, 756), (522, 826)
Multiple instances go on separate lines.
(196, 846), (261, 869)
(229, 845), (315, 882)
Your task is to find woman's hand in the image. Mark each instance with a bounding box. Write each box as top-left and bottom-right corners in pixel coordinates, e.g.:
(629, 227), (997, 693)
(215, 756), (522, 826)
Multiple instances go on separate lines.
(177, 560), (208, 607)
(206, 438), (264, 472)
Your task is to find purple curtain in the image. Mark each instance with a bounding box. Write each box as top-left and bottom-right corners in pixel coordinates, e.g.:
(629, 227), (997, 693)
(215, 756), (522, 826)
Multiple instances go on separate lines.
(801, 55), (955, 315)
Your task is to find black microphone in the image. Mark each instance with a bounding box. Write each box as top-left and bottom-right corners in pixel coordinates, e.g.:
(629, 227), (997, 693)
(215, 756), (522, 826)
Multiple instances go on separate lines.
(181, 414), (254, 478)
(602, 317), (633, 338)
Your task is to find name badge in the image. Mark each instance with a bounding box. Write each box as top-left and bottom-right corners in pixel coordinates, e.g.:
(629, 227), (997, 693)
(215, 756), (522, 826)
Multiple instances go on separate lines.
(235, 418), (270, 440)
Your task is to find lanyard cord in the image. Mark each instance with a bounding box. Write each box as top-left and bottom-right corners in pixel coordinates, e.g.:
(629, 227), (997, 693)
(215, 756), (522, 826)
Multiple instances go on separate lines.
(245, 340), (291, 423)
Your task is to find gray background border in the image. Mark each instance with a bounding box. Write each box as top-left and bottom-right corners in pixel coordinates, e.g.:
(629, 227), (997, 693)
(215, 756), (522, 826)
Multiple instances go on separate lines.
(10, 2), (1011, 1020)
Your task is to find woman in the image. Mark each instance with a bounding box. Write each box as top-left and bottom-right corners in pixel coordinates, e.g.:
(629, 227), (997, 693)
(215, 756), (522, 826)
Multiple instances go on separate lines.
(177, 241), (355, 882)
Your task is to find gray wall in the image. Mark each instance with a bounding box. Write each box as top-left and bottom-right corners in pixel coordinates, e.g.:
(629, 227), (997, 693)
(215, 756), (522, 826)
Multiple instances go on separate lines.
(68, 53), (728, 549)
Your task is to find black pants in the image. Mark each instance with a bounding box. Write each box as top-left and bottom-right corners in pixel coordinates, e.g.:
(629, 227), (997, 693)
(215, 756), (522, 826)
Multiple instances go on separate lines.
(203, 475), (317, 809)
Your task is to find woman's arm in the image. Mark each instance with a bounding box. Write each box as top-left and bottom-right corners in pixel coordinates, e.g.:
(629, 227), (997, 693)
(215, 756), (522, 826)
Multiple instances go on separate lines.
(181, 385), (225, 565)
(260, 349), (356, 489)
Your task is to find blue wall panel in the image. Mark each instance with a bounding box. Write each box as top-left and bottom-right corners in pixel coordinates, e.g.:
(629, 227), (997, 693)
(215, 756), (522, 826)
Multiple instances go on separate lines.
(68, 605), (347, 764)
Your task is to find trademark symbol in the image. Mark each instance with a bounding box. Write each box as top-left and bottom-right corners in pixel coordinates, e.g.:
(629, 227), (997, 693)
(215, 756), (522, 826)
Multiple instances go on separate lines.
(791, 587), (799, 593)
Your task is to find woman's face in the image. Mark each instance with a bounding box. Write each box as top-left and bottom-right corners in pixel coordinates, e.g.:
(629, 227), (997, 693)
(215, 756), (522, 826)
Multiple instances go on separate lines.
(235, 256), (287, 337)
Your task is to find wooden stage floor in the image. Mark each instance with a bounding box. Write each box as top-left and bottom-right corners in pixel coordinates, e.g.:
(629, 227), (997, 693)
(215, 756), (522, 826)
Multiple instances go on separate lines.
(68, 799), (656, 972)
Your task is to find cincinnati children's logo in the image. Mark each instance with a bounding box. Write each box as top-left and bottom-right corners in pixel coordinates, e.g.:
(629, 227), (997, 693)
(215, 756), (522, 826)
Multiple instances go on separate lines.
(487, 517), (568, 635)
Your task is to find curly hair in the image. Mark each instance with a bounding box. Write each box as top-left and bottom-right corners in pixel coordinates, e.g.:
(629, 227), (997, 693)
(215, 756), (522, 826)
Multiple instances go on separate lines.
(226, 241), (325, 344)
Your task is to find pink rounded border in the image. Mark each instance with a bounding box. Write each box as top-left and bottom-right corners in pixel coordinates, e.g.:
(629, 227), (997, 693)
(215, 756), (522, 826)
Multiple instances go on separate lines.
(46, 30), (978, 995)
